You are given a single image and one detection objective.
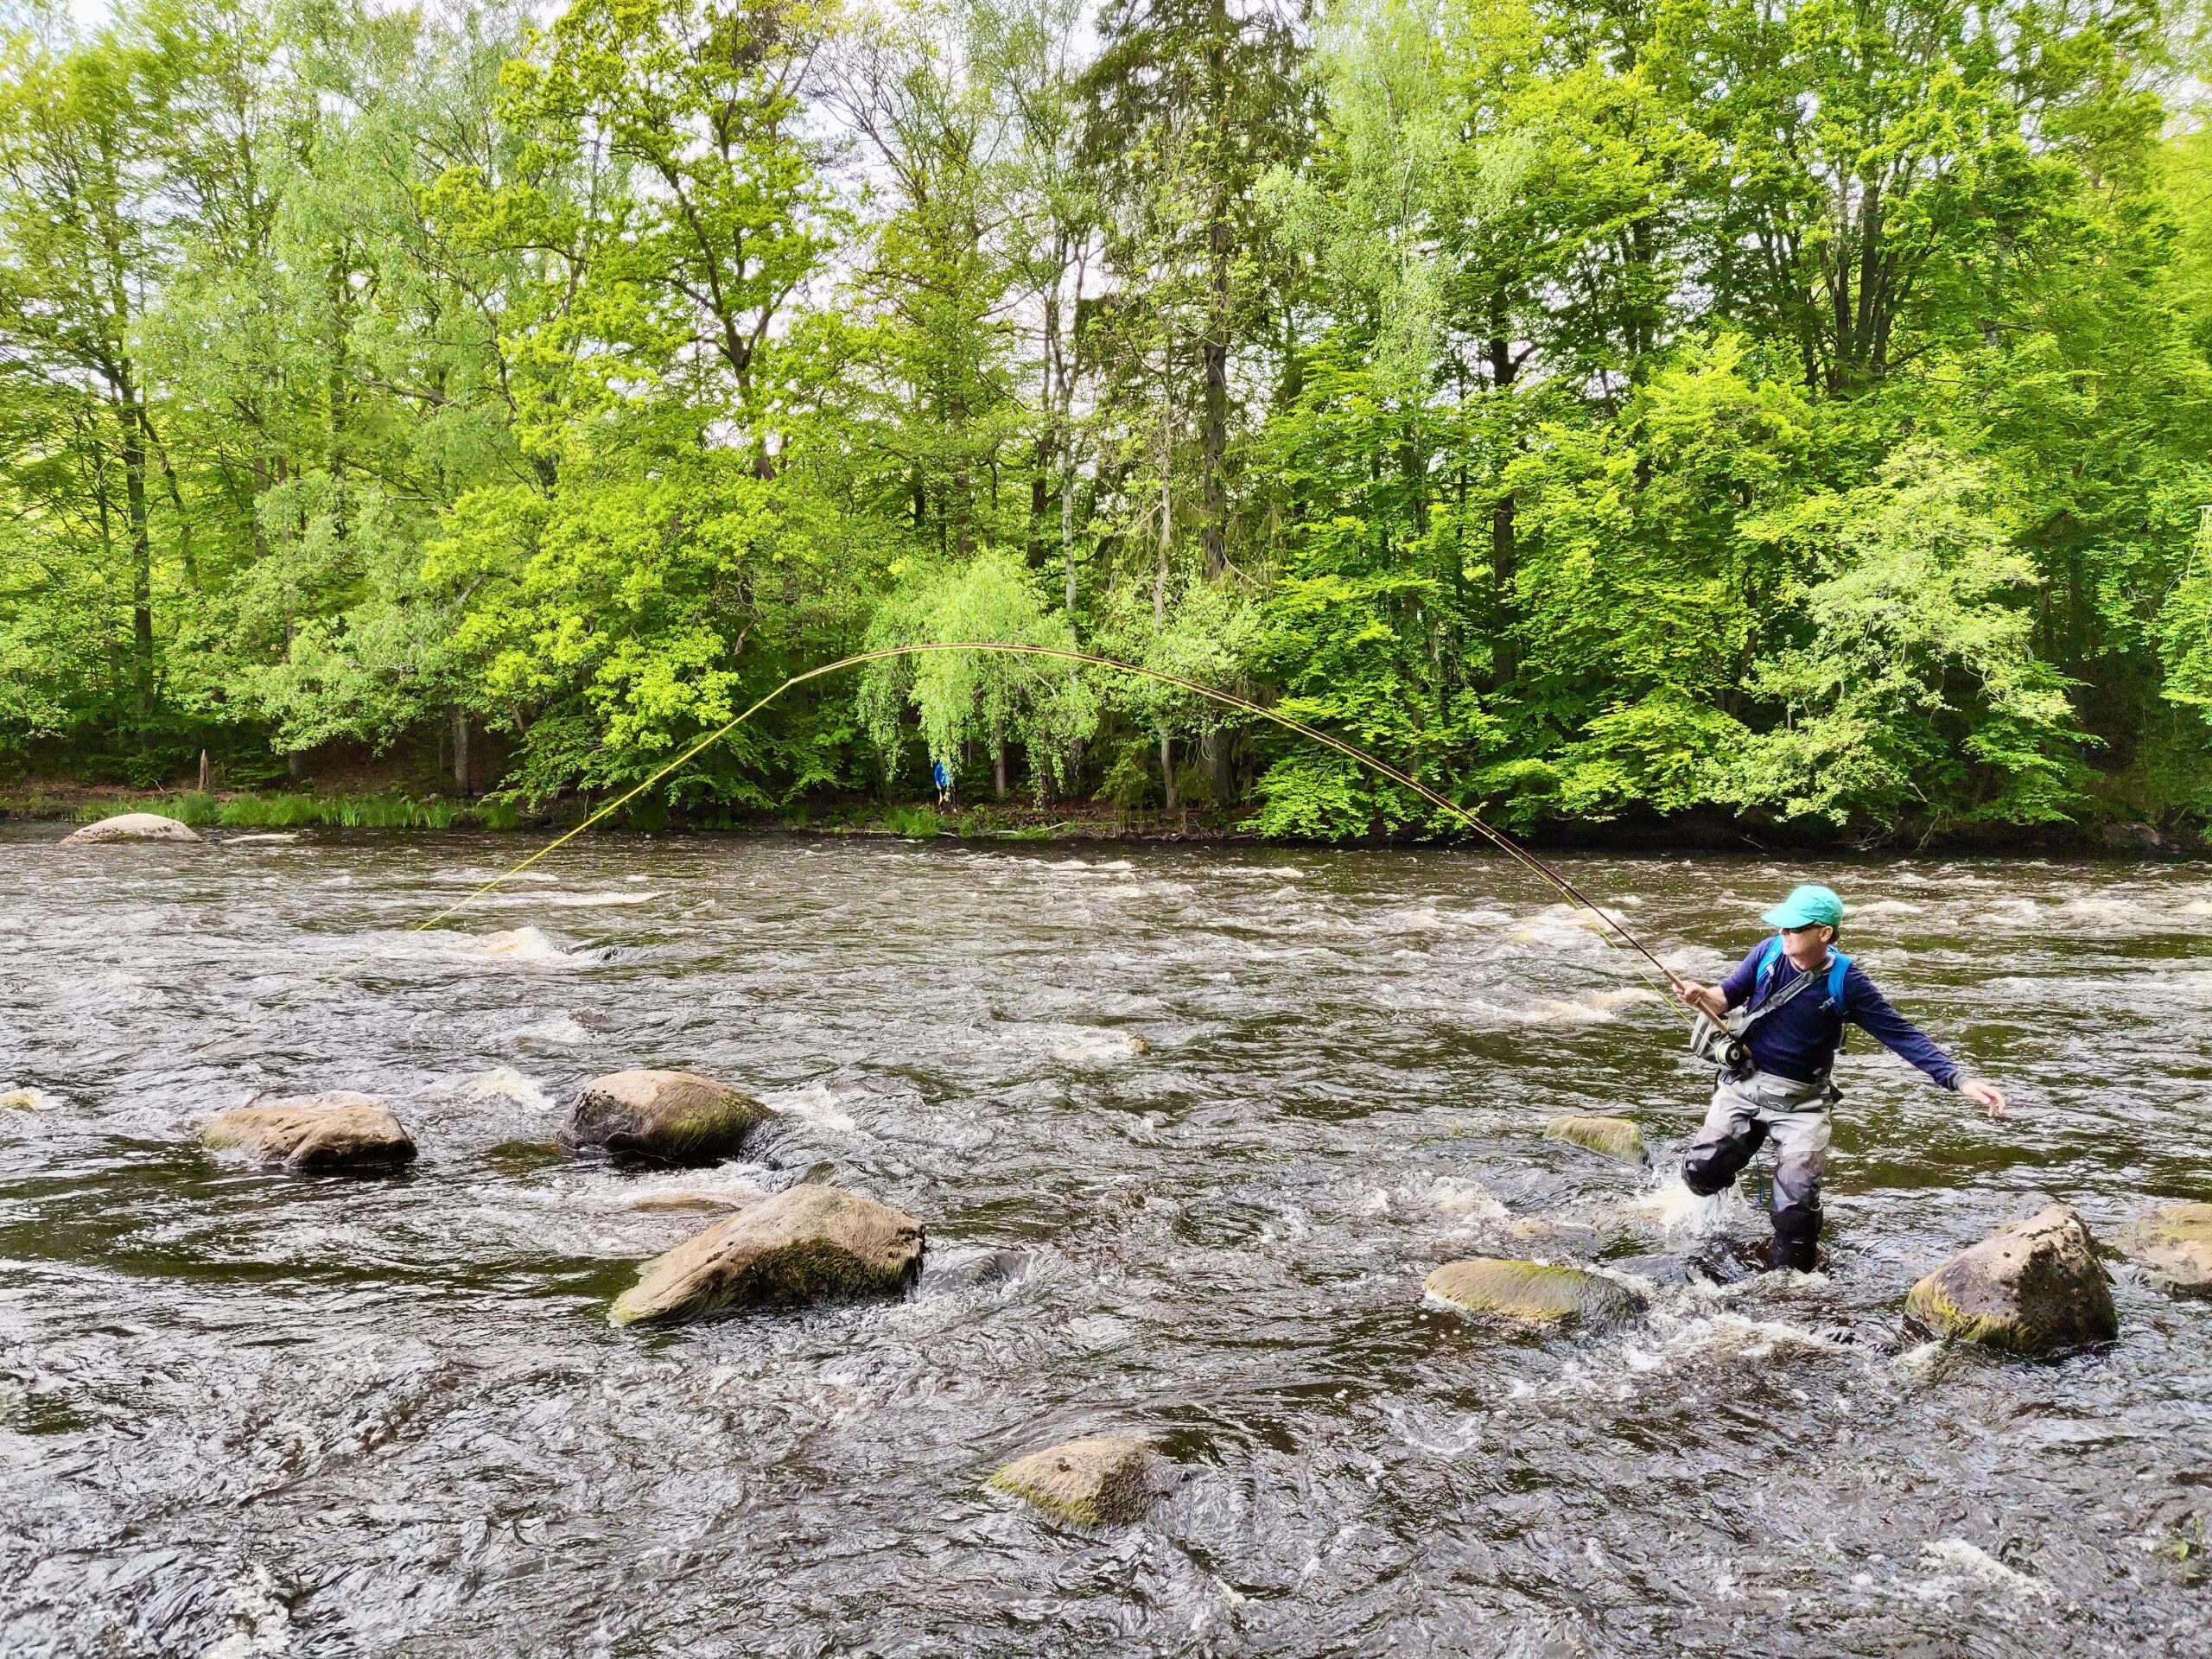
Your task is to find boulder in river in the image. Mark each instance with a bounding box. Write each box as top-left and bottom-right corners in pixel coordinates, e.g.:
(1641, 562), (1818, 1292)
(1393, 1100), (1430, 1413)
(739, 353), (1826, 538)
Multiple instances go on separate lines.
(202, 1093), (416, 1173)
(2117, 1202), (2212, 1294)
(608, 1184), (922, 1327)
(557, 1069), (773, 1165)
(1423, 1256), (1648, 1328)
(63, 811), (200, 845)
(988, 1436), (1157, 1526)
(1904, 1205), (2117, 1354)
(1543, 1114), (1647, 1163)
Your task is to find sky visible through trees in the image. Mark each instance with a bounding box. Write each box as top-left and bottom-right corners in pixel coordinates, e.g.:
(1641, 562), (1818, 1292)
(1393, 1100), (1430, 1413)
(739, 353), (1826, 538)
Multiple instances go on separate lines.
(1, 0), (2209, 840)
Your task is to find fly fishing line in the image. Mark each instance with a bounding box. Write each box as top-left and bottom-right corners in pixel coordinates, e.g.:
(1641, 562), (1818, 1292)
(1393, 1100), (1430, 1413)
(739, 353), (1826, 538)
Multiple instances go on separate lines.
(234, 640), (1694, 1040)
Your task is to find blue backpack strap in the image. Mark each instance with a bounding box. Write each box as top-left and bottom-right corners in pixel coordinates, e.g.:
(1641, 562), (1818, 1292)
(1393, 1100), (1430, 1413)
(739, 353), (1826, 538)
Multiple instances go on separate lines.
(1757, 934), (1783, 987)
(1825, 950), (1850, 1007)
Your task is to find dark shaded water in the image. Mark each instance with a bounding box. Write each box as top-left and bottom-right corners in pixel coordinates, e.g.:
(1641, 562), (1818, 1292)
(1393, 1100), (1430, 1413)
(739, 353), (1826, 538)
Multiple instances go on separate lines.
(3, 830), (2209, 1656)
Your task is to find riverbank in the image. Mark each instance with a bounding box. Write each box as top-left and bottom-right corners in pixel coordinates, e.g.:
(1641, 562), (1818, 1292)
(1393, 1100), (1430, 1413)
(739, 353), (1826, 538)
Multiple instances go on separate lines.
(4, 780), (2202, 854)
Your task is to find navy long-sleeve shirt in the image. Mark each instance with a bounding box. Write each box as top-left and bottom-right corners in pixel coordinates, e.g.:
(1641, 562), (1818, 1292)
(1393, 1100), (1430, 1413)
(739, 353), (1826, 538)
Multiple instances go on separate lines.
(1719, 940), (1961, 1090)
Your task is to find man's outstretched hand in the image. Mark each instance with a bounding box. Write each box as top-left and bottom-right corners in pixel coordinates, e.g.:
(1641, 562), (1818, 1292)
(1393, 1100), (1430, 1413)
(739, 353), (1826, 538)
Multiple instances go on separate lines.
(1962, 1078), (2008, 1118)
(1674, 980), (1729, 1022)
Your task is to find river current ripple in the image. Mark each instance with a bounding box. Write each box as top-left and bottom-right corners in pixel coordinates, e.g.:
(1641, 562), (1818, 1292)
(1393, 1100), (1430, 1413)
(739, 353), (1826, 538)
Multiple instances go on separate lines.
(2, 831), (2208, 1656)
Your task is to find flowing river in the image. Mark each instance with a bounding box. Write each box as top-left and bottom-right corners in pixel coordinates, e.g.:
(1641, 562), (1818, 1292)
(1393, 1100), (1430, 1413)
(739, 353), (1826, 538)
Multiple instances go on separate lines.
(3, 830), (2208, 1655)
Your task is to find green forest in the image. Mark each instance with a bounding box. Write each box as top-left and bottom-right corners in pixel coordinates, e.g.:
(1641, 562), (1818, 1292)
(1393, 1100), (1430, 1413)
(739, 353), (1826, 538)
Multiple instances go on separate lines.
(2, 0), (2209, 842)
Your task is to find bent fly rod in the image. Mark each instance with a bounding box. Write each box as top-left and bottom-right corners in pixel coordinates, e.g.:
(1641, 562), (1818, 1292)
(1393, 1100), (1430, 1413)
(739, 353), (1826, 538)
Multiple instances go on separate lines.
(390, 642), (1692, 1001)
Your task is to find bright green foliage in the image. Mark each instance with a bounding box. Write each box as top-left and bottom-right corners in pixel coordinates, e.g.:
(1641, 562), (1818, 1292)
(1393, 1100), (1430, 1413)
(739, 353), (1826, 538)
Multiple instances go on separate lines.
(0, 0), (2205, 843)
(860, 551), (1094, 797)
(1730, 446), (2084, 826)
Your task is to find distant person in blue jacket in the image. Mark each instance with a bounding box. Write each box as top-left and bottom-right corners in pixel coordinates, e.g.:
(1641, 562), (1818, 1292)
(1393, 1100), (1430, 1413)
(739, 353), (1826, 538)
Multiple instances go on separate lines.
(1672, 883), (2008, 1272)
(932, 758), (952, 808)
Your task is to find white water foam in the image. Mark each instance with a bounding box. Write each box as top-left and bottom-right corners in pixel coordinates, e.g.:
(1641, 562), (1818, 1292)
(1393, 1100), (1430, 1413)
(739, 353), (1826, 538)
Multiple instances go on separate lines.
(1048, 1027), (1151, 1068)
(491, 889), (663, 909)
(431, 925), (597, 967)
(198, 1563), (292, 1657)
(450, 1067), (551, 1112)
(1422, 1176), (1510, 1222)
(0, 1087), (54, 1112)
(570, 1169), (772, 1213)
(1915, 1538), (2057, 1602)
(508, 1014), (592, 1046)
(1851, 898), (1925, 918)
(766, 1082), (857, 1134)
(1649, 1176), (1742, 1241)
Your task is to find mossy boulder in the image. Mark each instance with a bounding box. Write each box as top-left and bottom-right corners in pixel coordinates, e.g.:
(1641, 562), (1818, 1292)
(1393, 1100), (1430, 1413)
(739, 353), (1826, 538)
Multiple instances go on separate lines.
(63, 812), (200, 845)
(608, 1184), (922, 1326)
(202, 1093), (416, 1173)
(557, 1069), (773, 1165)
(2118, 1202), (2212, 1294)
(988, 1436), (1157, 1526)
(1423, 1257), (1648, 1328)
(1904, 1205), (2117, 1354)
(1543, 1114), (1647, 1163)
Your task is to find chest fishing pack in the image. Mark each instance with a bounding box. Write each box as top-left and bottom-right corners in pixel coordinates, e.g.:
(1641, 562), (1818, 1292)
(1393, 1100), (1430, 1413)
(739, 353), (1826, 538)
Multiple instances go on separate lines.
(1689, 937), (1850, 1082)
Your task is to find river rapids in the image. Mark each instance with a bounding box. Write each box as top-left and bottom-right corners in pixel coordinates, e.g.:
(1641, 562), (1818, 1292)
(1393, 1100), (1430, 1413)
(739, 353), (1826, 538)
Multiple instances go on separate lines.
(2, 830), (2207, 1655)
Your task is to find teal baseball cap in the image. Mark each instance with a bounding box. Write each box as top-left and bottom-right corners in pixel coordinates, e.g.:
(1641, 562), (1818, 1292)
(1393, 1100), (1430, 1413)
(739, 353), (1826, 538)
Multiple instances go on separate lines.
(1762, 883), (1844, 929)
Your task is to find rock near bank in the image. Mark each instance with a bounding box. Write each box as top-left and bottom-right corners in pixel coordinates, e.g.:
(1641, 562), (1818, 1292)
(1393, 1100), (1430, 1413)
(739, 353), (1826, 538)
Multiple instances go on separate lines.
(2118, 1202), (2212, 1294)
(1423, 1257), (1649, 1328)
(988, 1437), (1158, 1527)
(63, 812), (200, 844)
(1542, 1114), (1647, 1163)
(608, 1184), (923, 1326)
(1904, 1205), (2118, 1354)
(556, 1069), (774, 1165)
(202, 1093), (417, 1173)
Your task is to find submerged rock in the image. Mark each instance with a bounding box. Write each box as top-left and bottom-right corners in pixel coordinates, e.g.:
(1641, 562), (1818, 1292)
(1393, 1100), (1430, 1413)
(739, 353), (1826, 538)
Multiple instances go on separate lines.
(1423, 1257), (1648, 1328)
(1904, 1205), (2117, 1353)
(2118, 1202), (2212, 1294)
(63, 811), (200, 845)
(1543, 1114), (1647, 1163)
(608, 1184), (922, 1326)
(988, 1436), (1156, 1526)
(202, 1093), (416, 1173)
(557, 1069), (773, 1165)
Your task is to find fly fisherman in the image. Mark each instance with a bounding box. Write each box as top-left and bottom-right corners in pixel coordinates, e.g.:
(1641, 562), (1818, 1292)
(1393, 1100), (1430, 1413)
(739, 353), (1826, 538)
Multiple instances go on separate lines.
(1672, 883), (2007, 1272)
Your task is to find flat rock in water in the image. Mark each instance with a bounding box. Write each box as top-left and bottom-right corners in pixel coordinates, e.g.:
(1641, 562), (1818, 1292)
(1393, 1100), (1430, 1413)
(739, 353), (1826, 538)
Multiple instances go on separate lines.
(609, 1184), (922, 1326)
(1423, 1256), (1648, 1328)
(1904, 1205), (2117, 1354)
(203, 1093), (416, 1173)
(63, 811), (200, 844)
(1543, 1114), (1647, 1163)
(2118, 1202), (2212, 1294)
(557, 1069), (773, 1165)
(988, 1436), (1156, 1526)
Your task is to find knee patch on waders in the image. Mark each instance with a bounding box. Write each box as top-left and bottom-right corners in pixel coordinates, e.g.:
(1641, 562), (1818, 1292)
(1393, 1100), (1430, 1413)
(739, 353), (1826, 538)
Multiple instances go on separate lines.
(1681, 1120), (1764, 1198)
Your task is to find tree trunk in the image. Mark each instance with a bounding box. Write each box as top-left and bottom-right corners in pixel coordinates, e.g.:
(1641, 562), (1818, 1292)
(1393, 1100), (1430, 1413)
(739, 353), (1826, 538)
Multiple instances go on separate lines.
(1063, 463), (1077, 620)
(452, 706), (471, 797)
(993, 739), (1007, 801)
(1487, 327), (1520, 687)
(122, 388), (154, 740)
(198, 749), (211, 792)
(1200, 726), (1230, 805)
(1201, 227), (1230, 579)
(1160, 731), (1177, 811)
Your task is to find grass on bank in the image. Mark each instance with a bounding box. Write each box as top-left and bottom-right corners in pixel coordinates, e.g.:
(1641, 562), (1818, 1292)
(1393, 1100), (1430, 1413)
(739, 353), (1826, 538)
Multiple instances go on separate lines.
(27, 788), (1170, 839)
(64, 791), (523, 830)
